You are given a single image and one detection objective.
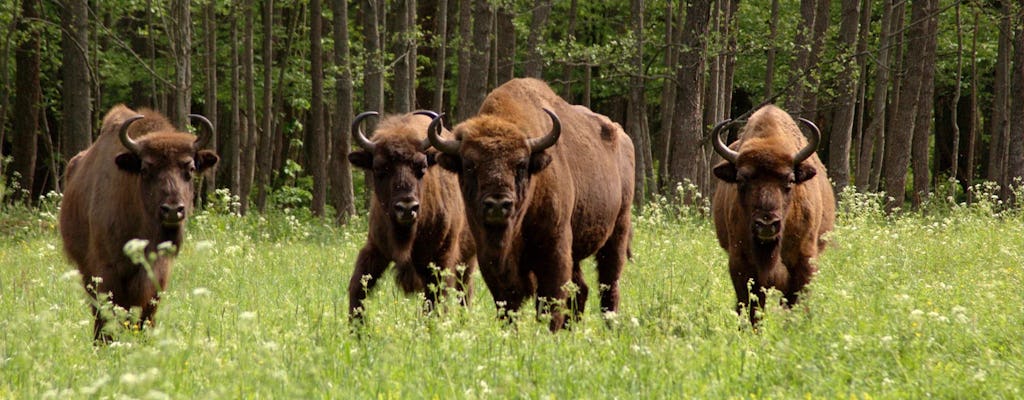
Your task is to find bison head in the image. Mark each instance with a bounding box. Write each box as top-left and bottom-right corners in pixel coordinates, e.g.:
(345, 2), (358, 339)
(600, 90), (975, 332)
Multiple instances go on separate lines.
(711, 117), (820, 242)
(115, 114), (219, 228)
(428, 110), (559, 233)
(347, 111), (436, 227)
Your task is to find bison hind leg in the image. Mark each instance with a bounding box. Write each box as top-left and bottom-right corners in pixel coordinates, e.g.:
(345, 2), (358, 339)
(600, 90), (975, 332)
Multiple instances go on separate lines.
(565, 262), (589, 325)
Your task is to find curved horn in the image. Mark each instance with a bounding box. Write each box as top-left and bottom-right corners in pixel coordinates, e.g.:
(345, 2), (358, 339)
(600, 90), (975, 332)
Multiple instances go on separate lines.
(427, 113), (461, 155)
(527, 108), (561, 153)
(118, 115), (146, 155)
(351, 111), (379, 152)
(793, 117), (821, 166)
(412, 110), (439, 150)
(711, 119), (739, 164)
(188, 114), (215, 149)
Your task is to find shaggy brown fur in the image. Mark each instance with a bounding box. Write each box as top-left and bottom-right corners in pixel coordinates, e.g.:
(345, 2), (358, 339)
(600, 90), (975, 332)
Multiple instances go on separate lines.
(711, 105), (835, 324)
(434, 78), (635, 331)
(347, 112), (476, 319)
(60, 105), (218, 342)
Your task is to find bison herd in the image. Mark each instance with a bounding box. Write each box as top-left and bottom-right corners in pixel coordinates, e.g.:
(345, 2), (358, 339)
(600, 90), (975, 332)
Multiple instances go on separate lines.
(59, 78), (834, 341)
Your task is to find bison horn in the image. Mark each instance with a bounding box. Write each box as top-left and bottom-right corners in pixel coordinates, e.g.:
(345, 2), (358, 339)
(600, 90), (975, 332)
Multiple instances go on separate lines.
(351, 111), (379, 152)
(427, 113), (461, 155)
(188, 114), (215, 149)
(118, 115), (146, 155)
(411, 110), (439, 151)
(711, 119), (740, 164)
(527, 108), (561, 153)
(793, 118), (821, 166)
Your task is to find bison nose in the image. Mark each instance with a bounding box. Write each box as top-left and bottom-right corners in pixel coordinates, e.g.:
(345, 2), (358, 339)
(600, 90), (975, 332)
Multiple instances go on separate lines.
(752, 215), (781, 240)
(394, 199), (420, 225)
(482, 195), (513, 225)
(160, 203), (186, 225)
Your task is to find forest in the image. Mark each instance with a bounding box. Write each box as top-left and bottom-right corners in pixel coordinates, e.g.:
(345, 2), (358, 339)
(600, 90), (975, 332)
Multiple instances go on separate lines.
(0, 0), (1022, 220)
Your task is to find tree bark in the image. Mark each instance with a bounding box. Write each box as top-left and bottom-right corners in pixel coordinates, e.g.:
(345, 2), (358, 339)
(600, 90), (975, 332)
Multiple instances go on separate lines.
(826, 0), (861, 194)
(560, 0), (579, 100)
(202, 0), (218, 198)
(988, 1), (1012, 188)
(495, 4), (515, 85)
(1006, 11), (1024, 202)
(223, 6), (242, 198)
(462, 0), (493, 120)
(432, 0), (448, 111)
(393, 0), (412, 113)
(627, 0), (652, 208)
(331, 0), (356, 223)
(254, 0), (274, 211)
(523, 0), (551, 78)
(856, 0), (895, 192)
(764, 0), (779, 99)
(61, 0), (92, 168)
(784, 0), (816, 113)
(911, 3), (938, 208)
(884, 0), (934, 212)
(308, 0), (327, 216)
(10, 0), (41, 203)
(168, 0), (192, 127)
(455, 0), (473, 121)
(667, 0), (710, 199)
(240, 0), (258, 214)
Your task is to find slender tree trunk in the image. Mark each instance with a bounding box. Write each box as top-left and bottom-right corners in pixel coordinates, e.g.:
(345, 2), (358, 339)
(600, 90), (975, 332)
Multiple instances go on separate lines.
(627, 0), (652, 208)
(523, 0), (551, 78)
(254, 0), (274, 211)
(202, 0), (218, 198)
(224, 7), (242, 197)
(856, 0), (895, 192)
(495, 4), (515, 85)
(331, 0), (355, 223)
(463, 0), (493, 118)
(988, 1), (1012, 188)
(10, 0), (41, 203)
(240, 0), (258, 214)
(801, 0), (830, 118)
(667, 0), (710, 199)
(884, 0), (934, 212)
(656, 0), (681, 192)
(850, 0), (871, 182)
(455, 0), (472, 121)
(0, 14), (11, 181)
(168, 0), (191, 127)
(949, 3), (965, 196)
(393, 0), (412, 113)
(965, 10), (979, 202)
(560, 0), (579, 100)
(433, 0), (448, 111)
(61, 0), (91, 168)
(308, 0), (327, 216)
(408, 0), (418, 109)
(827, 0), (861, 194)
(875, 2), (905, 192)
(764, 0), (779, 99)
(911, 3), (938, 208)
(784, 0), (816, 113)
(1006, 11), (1024, 203)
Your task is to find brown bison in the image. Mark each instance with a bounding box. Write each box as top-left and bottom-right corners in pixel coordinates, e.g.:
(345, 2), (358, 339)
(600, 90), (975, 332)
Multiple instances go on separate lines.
(428, 78), (634, 331)
(710, 104), (835, 324)
(60, 105), (219, 342)
(346, 110), (476, 320)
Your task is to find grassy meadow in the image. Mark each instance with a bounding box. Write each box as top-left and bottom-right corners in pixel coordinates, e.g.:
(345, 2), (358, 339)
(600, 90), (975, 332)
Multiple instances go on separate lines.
(0, 188), (1022, 398)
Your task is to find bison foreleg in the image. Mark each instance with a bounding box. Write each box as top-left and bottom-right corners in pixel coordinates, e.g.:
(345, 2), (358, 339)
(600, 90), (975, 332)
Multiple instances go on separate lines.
(348, 245), (390, 320)
(534, 263), (572, 332)
(565, 262), (589, 323)
(729, 260), (764, 325)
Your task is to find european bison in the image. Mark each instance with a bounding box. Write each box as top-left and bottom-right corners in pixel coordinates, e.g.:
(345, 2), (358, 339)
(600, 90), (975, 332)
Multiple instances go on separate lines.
(710, 104), (835, 324)
(60, 105), (219, 342)
(428, 78), (634, 331)
(347, 110), (476, 320)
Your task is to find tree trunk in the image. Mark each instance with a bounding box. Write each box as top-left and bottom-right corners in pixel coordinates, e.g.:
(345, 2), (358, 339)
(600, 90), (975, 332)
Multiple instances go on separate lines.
(560, 0), (579, 100)
(308, 0), (327, 216)
(764, 0), (779, 99)
(911, 3), (938, 208)
(61, 0), (91, 168)
(10, 0), (41, 203)
(168, 0), (191, 127)
(254, 0), (274, 211)
(432, 0), (448, 111)
(656, 0), (682, 192)
(856, 0), (895, 192)
(393, 0), (412, 113)
(667, 0), (710, 199)
(331, 0), (356, 223)
(784, 0), (816, 113)
(826, 0), (861, 194)
(202, 0), (218, 199)
(884, 0), (934, 212)
(223, 6), (242, 197)
(1006, 12), (1024, 203)
(455, 0), (472, 121)
(948, 3), (965, 198)
(965, 10), (979, 202)
(850, 0), (872, 183)
(523, 0), (551, 78)
(988, 1), (1012, 188)
(627, 0), (652, 208)
(495, 4), (515, 85)
(240, 0), (258, 215)
(463, 0), (493, 119)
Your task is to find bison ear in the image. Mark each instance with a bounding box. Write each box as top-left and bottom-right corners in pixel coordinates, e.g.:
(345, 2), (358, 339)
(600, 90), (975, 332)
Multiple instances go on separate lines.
(348, 150), (373, 170)
(528, 152), (552, 174)
(436, 153), (462, 173)
(712, 161), (738, 183)
(794, 162), (817, 184)
(115, 152), (143, 173)
(196, 150), (220, 173)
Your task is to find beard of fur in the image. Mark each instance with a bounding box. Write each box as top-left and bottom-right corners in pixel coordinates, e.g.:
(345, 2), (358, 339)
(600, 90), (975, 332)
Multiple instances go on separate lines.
(387, 221), (425, 293)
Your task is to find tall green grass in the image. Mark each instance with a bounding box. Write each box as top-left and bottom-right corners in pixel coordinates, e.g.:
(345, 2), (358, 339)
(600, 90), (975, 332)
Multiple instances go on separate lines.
(0, 189), (1021, 398)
